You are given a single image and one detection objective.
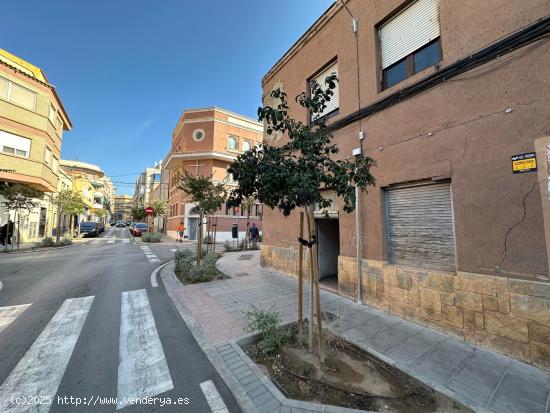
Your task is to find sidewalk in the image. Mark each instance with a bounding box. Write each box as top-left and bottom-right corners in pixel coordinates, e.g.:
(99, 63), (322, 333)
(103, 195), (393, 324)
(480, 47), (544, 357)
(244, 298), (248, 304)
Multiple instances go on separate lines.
(0, 238), (89, 254)
(162, 250), (550, 413)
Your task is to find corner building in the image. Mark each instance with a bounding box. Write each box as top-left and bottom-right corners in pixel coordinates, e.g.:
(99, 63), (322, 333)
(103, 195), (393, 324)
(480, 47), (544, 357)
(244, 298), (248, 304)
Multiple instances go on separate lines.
(260, 0), (550, 369)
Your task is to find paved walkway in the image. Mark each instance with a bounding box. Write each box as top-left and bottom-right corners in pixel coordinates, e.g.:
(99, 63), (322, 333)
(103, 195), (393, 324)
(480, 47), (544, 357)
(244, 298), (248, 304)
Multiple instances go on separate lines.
(166, 251), (550, 413)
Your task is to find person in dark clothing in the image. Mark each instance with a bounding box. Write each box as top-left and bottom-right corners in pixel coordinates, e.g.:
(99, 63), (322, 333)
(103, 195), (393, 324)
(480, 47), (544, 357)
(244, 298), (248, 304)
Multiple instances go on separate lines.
(249, 223), (259, 242)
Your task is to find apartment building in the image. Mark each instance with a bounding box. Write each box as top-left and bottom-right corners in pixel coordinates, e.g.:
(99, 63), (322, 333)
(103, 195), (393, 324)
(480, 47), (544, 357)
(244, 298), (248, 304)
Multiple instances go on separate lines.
(0, 49), (72, 241)
(113, 195), (133, 221)
(60, 160), (114, 224)
(133, 166), (160, 207)
(260, 0), (550, 369)
(164, 107), (263, 241)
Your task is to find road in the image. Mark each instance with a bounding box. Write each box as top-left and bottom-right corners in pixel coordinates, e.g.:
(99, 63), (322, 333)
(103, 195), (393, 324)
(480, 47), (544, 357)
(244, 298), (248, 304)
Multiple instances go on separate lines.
(0, 226), (241, 413)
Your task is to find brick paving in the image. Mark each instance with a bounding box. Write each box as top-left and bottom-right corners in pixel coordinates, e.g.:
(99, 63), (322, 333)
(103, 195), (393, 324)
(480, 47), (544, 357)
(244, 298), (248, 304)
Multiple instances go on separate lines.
(167, 251), (550, 413)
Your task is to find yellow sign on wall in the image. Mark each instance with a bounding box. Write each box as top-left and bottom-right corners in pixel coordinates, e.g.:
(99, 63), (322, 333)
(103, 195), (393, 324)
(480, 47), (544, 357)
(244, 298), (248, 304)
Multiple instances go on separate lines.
(512, 152), (537, 174)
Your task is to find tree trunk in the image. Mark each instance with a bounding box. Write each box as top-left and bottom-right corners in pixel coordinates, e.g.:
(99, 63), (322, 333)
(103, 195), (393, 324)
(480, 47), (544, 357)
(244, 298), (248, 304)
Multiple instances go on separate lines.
(70, 216), (75, 239)
(197, 211), (203, 265)
(16, 210), (20, 251)
(298, 211), (304, 342)
(306, 204), (324, 363)
(245, 210), (250, 250)
(56, 206), (62, 244)
(305, 207), (314, 351)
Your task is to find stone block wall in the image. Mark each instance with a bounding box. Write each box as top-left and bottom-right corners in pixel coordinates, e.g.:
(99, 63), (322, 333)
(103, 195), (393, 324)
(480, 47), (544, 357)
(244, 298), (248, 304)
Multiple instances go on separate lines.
(261, 245), (550, 371)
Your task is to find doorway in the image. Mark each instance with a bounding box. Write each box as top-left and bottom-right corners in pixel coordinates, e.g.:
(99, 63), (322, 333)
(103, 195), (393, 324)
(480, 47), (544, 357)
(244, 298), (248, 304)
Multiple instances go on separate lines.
(38, 207), (47, 237)
(316, 218), (340, 293)
(188, 217), (198, 240)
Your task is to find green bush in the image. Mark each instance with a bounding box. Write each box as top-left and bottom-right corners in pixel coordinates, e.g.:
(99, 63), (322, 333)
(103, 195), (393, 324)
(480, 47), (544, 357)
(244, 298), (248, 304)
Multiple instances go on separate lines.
(174, 249), (222, 283)
(203, 235), (214, 244)
(223, 240), (235, 252)
(244, 306), (288, 356)
(142, 232), (162, 243)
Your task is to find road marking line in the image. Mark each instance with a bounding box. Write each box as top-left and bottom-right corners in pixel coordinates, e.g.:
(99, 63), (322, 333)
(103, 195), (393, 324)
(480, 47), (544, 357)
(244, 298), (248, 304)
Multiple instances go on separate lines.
(149, 258), (160, 263)
(107, 239), (116, 244)
(91, 239), (100, 244)
(0, 280), (2, 291)
(0, 297), (93, 412)
(150, 261), (170, 288)
(122, 239), (129, 244)
(145, 254), (157, 258)
(200, 380), (229, 413)
(170, 249), (177, 252)
(117, 290), (173, 410)
(0, 303), (31, 335)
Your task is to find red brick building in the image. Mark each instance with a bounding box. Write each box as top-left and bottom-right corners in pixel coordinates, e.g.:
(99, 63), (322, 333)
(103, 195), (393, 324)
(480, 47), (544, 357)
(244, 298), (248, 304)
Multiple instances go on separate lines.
(164, 107), (264, 241)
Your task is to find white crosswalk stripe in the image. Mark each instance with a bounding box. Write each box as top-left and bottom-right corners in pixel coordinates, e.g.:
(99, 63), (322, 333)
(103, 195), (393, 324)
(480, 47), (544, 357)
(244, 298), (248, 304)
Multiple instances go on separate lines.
(117, 290), (173, 409)
(0, 296), (94, 412)
(0, 303), (31, 335)
(200, 380), (229, 413)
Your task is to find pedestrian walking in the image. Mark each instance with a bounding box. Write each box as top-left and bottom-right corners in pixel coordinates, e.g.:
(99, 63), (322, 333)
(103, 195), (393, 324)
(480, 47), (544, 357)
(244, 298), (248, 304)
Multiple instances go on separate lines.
(249, 222), (259, 243)
(177, 222), (185, 243)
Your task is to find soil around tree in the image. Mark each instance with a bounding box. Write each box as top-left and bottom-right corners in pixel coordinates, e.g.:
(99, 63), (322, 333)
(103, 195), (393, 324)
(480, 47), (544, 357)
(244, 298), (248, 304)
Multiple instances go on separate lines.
(244, 323), (472, 413)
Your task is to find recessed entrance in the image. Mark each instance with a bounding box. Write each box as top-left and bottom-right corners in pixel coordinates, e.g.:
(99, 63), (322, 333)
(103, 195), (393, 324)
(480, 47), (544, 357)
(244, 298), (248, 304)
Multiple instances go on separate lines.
(316, 218), (340, 293)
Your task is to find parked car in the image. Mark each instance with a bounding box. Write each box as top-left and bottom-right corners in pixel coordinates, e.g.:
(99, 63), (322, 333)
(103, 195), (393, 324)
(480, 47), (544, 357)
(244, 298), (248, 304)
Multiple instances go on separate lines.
(109, 220), (116, 226)
(79, 222), (99, 237)
(132, 223), (148, 236)
(116, 221), (126, 227)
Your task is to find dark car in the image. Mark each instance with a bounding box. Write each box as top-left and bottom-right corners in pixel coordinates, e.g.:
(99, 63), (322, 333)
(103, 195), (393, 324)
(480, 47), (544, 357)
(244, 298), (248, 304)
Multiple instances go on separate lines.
(132, 223), (148, 236)
(79, 222), (99, 237)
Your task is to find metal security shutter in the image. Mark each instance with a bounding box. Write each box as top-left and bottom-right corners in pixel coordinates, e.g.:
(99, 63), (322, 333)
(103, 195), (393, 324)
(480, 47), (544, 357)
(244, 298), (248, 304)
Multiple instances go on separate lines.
(386, 183), (455, 271)
(311, 62), (339, 120)
(379, 0), (440, 69)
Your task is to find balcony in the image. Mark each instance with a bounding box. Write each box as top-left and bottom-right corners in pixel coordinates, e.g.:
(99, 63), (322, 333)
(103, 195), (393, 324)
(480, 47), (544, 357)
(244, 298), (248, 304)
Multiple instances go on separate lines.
(0, 153), (57, 192)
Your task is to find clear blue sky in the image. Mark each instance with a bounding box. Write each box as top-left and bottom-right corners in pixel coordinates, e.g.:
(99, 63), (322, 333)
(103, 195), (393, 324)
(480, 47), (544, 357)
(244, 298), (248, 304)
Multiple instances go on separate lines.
(1, 0), (333, 194)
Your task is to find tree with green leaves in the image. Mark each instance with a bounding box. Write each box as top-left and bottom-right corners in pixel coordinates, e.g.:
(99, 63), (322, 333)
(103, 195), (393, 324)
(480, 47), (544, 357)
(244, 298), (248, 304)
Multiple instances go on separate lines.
(177, 171), (226, 264)
(228, 74), (376, 361)
(52, 189), (87, 243)
(131, 206), (146, 222)
(149, 199), (168, 233)
(0, 183), (43, 250)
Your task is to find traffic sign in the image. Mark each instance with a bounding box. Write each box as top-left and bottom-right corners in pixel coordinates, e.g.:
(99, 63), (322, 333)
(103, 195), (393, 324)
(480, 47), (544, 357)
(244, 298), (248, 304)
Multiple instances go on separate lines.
(145, 206), (154, 215)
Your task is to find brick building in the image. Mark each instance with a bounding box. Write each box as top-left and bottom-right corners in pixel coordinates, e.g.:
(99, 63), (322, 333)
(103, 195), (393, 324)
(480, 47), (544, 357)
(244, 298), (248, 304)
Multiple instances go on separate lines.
(260, 0), (550, 369)
(0, 48), (72, 242)
(164, 107), (263, 241)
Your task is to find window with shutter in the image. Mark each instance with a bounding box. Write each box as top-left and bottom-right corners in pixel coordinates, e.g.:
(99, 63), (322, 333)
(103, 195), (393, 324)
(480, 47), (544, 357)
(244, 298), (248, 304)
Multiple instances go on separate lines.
(380, 0), (441, 89)
(0, 130), (31, 158)
(9, 82), (36, 110)
(49, 104), (56, 123)
(44, 147), (52, 165)
(0, 77), (8, 100)
(310, 62), (339, 121)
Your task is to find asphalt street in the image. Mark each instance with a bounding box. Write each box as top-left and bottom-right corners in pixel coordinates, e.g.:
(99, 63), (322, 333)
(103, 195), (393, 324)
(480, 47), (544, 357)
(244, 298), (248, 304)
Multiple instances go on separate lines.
(0, 226), (241, 413)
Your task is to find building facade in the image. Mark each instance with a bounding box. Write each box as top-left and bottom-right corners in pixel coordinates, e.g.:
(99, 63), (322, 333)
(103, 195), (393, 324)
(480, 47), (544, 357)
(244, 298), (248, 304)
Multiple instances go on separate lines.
(113, 195), (133, 222)
(60, 160), (114, 224)
(133, 166), (160, 207)
(0, 49), (72, 242)
(260, 0), (550, 369)
(164, 107), (263, 241)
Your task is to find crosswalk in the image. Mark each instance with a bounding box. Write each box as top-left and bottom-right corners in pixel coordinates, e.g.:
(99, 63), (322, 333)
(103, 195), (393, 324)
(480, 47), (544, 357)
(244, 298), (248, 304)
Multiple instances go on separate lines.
(90, 237), (131, 245)
(0, 289), (227, 412)
(139, 245), (160, 263)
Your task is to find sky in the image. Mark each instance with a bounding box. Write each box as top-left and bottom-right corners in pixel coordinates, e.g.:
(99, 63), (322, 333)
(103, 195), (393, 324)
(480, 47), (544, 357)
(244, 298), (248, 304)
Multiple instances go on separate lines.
(1, 0), (334, 194)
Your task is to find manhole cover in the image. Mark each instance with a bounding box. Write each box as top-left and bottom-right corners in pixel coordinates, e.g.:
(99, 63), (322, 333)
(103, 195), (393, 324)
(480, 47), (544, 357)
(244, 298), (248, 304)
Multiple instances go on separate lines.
(238, 254), (253, 260)
(236, 272), (250, 277)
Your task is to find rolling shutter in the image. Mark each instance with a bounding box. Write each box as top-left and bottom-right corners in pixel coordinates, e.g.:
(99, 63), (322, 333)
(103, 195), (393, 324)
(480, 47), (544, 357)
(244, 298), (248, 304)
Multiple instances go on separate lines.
(9, 82), (36, 110)
(379, 0), (440, 69)
(311, 62), (339, 120)
(386, 183), (455, 271)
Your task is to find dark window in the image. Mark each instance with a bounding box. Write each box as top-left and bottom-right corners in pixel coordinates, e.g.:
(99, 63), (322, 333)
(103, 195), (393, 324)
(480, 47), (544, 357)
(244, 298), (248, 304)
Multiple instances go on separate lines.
(384, 59), (409, 89)
(383, 38), (441, 89)
(413, 40), (441, 73)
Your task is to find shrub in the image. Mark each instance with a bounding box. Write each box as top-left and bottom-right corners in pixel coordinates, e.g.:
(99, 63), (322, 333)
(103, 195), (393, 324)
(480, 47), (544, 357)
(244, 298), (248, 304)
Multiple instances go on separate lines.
(35, 237), (73, 248)
(203, 234), (214, 244)
(142, 232), (162, 243)
(244, 306), (288, 356)
(174, 249), (221, 283)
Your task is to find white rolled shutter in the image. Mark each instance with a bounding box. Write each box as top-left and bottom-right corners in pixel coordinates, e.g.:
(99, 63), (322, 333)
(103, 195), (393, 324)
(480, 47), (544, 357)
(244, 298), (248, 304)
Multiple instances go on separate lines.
(311, 62), (339, 120)
(386, 183), (456, 271)
(379, 0), (440, 69)
(0, 130), (31, 155)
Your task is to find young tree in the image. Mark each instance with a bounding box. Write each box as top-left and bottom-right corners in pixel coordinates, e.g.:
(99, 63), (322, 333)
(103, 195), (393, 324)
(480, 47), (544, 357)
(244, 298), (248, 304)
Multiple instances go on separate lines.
(177, 171), (226, 264)
(131, 206), (146, 222)
(149, 199), (168, 233)
(0, 183), (43, 250)
(228, 74), (376, 361)
(52, 189), (87, 243)
(241, 196), (256, 250)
